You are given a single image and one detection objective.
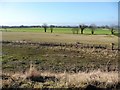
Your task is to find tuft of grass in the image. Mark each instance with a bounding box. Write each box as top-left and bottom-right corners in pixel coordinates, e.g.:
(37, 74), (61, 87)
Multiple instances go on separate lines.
(25, 63), (41, 78)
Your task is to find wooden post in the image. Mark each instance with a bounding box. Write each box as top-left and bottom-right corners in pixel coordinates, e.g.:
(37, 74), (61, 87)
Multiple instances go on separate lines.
(111, 43), (115, 50)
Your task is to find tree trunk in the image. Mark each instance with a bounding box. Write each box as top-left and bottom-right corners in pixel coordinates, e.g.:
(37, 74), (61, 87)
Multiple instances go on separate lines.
(45, 28), (46, 32)
(51, 28), (53, 33)
(111, 29), (114, 34)
(81, 29), (83, 34)
(91, 30), (94, 34)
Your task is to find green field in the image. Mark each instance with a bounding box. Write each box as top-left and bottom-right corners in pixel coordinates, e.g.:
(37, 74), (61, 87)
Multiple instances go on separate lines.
(1, 27), (118, 45)
(0, 27), (118, 35)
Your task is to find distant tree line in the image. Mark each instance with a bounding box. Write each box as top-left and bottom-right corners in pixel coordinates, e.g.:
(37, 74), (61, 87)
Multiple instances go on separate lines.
(1, 24), (118, 35)
(1, 25), (81, 28)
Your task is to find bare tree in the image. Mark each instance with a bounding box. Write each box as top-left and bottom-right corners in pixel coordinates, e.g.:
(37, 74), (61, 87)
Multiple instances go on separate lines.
(111, 27), (114, 34)
(79, 24), (87, 34)
(50, 25), (54, 33)
(109, 25), (115, 35)
(42, 23), (47, 32)
(90, 24), (96, 35)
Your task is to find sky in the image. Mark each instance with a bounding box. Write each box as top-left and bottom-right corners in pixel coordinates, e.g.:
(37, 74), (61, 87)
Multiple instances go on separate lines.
(0, 0), (119, 2)
(0, 2), (118, 26)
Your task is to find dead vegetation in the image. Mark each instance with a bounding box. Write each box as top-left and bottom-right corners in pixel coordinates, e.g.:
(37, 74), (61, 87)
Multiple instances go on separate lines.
(2, 40), (119, 89)
(2, 63), (120, 89)
(2, 42), (118, 73)
(2, 32), (118, 45)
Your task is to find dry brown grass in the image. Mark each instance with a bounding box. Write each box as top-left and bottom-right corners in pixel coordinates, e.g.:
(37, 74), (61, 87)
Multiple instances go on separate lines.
(2, 64), (119, 89)
(2, 32), (118, 45)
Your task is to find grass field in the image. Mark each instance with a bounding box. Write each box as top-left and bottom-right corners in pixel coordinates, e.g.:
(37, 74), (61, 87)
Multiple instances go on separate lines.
(2, 43), (119, 89)
(2, 32), (118, 46)
(2, 43), (118, 73)
(0, 27), (118, 35)
(1, 27), (119, 89)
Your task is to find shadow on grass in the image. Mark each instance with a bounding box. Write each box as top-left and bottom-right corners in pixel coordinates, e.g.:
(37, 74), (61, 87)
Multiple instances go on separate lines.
(77, 33), (119, 36)
(76, 33), (109, 35)
(27, 75), (58, 83)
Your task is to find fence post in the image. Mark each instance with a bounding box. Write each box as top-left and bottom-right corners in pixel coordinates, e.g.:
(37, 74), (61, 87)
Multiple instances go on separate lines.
(111, 43), (115, 50)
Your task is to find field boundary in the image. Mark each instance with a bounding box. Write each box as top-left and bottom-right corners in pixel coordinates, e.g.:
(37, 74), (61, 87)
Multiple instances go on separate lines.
(1, 40), (119, 50)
